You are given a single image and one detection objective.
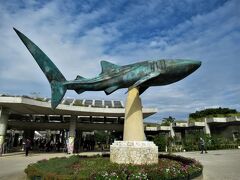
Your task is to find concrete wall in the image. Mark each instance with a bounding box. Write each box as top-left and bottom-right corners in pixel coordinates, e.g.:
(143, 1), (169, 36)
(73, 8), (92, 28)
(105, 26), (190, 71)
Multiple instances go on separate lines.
(210, 124), (240, 140)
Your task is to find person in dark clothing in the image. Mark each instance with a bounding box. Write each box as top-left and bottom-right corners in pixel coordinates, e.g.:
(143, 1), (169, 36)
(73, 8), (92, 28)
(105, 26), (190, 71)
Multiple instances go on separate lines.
(45, 140), (51, 152)
(25, 138), (31, 156)
(90, 135), (95, 151)
(199, 137), (207, 154)
(56, 140), (61, 152)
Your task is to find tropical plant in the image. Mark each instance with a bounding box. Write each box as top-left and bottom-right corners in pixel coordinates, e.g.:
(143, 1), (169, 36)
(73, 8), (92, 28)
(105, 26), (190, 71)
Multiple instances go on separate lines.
(161, 116), (175, 126)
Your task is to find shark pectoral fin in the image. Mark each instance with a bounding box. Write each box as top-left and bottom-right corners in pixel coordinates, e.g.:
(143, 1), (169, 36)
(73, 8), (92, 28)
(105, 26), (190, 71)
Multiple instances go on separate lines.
(104, 86), (119, 95)
(130, 72), (160, 89)
(75, 89), (85, 94)
(126, 72), (160, 94)
(100, 60), (120, 74)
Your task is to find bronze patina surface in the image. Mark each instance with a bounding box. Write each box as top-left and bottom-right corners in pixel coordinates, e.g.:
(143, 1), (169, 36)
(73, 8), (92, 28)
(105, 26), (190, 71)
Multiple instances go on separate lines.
(14, 28), (201, 109)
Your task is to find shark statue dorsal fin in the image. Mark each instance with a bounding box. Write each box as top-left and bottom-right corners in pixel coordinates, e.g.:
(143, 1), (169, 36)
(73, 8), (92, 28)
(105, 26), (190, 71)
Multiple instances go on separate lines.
(75, 75), (86, 80)
(130, 71), (161, 89)
(101, 60), (120, 74)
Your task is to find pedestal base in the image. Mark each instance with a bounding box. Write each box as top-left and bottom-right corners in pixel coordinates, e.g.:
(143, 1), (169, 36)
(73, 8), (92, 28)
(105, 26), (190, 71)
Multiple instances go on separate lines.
(110, 141), (158, 165)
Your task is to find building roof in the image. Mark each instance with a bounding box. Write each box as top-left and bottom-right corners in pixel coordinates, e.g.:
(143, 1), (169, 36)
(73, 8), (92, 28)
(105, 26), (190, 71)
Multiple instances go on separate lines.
(0, 95), (157, 118)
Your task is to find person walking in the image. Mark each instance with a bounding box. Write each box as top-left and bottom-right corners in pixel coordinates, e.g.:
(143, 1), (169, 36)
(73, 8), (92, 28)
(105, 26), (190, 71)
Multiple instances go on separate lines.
(25, 138), (31, 156)
(199, 137), (207, 154)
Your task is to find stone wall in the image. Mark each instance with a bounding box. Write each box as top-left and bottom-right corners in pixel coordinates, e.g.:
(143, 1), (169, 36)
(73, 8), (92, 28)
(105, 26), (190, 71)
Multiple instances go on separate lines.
(110, 141), (158, 165)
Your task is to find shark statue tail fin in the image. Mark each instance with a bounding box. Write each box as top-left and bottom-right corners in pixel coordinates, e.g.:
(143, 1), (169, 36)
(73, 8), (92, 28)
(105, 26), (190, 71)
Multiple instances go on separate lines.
(50, 81), (67, 109)
(13, 28), (66, 109)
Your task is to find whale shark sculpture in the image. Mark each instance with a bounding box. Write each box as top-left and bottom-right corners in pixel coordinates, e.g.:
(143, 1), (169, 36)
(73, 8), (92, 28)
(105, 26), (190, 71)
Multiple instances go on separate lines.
(14, 28), (201, 109)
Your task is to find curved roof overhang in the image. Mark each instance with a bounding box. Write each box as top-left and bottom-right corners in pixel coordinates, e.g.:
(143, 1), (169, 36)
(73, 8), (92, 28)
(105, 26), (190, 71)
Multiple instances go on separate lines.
(0, 96), (157, 118)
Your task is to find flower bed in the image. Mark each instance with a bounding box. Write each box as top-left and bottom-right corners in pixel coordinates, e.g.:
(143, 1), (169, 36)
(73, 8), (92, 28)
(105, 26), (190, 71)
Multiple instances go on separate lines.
(25, 154), (202, 180)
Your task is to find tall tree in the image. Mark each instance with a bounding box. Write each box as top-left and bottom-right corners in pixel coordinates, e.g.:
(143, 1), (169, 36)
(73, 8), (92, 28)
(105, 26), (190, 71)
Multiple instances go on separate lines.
(161, 116), (175, 126)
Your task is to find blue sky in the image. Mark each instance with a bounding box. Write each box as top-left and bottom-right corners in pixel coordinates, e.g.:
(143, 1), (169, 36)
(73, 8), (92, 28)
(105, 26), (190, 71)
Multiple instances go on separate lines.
(0, 0), (239, 122)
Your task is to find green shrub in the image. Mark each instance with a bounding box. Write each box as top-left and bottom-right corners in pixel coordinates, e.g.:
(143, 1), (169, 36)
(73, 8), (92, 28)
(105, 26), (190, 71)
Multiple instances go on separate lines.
(206, 135), (239, 150)
(153, 135), (167, 151)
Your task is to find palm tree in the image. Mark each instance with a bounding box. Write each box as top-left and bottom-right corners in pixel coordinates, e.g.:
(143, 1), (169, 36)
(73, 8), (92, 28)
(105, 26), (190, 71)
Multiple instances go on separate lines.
(161, 116), (175, 126)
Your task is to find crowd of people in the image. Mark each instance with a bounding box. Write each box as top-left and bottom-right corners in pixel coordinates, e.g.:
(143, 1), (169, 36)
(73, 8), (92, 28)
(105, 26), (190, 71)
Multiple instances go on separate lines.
(33, 138), (62, 152)
(21, 138), (63, 156)
(81, 134), (96, 151)
(21, 134), (98, 155)
(1, 130), (117, 156)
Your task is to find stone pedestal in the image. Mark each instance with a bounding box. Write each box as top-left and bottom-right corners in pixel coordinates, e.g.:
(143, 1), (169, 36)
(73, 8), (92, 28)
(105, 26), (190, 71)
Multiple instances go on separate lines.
(110, 141), (158, 164)
(110, 87), (158, 165)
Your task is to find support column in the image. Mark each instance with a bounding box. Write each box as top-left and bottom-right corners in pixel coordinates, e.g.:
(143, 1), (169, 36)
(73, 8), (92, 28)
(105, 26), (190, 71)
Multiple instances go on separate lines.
(123, 87), (145, 141)
(110, 88), (158, 165)
(204, 118), (211, 136)
(170, 123), (175, 137)
(0, 108), (9, 155)
(68, 116), (77, 154)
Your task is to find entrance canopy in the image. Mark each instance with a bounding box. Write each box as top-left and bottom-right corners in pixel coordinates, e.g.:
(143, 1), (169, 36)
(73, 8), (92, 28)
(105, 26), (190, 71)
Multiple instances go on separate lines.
(0, 95), (157, 118)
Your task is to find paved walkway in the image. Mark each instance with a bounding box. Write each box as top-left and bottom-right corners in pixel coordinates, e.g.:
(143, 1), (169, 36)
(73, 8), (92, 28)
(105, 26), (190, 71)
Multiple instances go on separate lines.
(176, 149), (240, 180)
(0, 149), (239, 180)
(0, 152), (69, 180)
